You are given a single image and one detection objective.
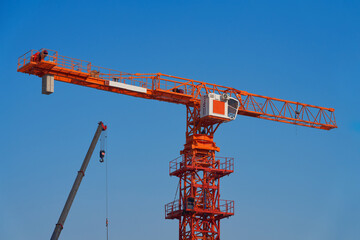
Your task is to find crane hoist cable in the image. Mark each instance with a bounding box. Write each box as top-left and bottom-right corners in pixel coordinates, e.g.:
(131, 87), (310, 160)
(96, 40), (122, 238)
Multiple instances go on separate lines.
(99, 130), (109, 240)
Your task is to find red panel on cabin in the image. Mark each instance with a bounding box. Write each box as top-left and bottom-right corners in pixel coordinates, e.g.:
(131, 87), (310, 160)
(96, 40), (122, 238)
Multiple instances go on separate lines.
(213, 100), (225, 115)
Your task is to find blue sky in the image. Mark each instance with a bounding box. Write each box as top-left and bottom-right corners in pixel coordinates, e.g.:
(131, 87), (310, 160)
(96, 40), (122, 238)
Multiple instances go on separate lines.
(1, 0), (359, 239)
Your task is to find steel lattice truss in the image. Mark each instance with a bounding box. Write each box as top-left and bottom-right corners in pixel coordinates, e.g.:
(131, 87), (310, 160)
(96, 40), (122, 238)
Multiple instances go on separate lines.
(18, 49), (337, 130)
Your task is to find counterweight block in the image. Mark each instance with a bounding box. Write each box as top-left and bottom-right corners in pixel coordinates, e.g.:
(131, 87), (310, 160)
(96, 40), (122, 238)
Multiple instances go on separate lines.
(42, 74), (54, 95)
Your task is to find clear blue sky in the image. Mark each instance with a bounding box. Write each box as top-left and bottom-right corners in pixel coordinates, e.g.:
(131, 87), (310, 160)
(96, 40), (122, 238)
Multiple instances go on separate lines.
(1, 1), (359, 239)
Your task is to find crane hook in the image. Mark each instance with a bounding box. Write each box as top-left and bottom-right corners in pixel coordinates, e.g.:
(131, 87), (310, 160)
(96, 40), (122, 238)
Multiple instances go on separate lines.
(99, 150), (105, 163)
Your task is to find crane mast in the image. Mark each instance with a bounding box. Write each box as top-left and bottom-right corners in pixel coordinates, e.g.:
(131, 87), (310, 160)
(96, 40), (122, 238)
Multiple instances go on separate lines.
(165, 106), (235, 239)
(18, 49), (337, 240)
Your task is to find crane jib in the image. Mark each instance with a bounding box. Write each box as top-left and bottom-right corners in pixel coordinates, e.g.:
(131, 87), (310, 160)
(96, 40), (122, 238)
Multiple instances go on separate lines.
(17, 49), (337, 130)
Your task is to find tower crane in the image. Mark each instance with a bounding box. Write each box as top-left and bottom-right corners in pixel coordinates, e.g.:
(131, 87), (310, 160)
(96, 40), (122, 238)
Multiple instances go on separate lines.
(17, 49), (337, 240)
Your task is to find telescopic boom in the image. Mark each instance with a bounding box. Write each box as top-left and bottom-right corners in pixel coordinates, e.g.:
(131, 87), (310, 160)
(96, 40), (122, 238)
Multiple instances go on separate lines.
(50, 122), (107, 240)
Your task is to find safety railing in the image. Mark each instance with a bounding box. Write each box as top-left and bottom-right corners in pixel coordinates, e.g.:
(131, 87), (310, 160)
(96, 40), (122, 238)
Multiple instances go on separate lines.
(165, 199), (234, 217)
(165, 199), (181, 217)
(17, 48), (148, 88)
(219, 199), (234, 215)
(18, 49), (33, 69)
(56, 54), (90, 73)
(169, 155), (234, 175)
(169, 155), (184, 174)
(17, 49), (58, 70)
(218, 156), (234, 172)
(153, 73), (243, 100)
(154, 74), (196, 96)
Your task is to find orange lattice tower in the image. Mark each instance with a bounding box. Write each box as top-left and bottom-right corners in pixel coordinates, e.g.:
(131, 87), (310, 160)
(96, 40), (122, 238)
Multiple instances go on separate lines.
(166, 106), (235, 240)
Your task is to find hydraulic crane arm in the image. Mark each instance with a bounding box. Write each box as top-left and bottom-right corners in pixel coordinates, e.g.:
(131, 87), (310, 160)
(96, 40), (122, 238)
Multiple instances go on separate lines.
(17, 49), (337, 130)
(50, 121), (107, 240)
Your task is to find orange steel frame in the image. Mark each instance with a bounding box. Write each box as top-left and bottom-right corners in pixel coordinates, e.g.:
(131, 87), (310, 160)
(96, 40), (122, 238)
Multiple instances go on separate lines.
(18, 49), (337, 240)
(164, 106), (235, 239)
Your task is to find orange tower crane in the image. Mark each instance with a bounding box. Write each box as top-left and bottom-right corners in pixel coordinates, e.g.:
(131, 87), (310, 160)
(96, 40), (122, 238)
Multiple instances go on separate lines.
(17, 49), (337, 240)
